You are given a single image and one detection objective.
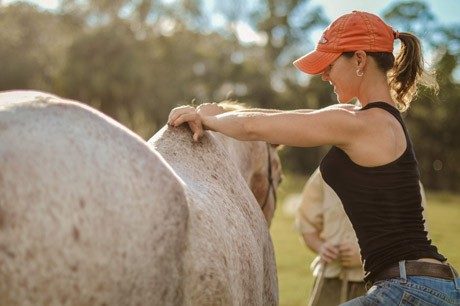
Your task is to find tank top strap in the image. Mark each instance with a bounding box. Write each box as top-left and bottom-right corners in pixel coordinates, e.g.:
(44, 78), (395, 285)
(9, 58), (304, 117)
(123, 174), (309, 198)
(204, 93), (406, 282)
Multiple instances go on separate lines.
(360, 101), (400, 117)
(360, 101), (407, 131)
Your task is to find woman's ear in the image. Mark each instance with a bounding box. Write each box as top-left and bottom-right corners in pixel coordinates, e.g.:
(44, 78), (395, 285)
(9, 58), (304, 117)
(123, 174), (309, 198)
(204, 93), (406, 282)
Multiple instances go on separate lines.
(354, 50), (367, 70)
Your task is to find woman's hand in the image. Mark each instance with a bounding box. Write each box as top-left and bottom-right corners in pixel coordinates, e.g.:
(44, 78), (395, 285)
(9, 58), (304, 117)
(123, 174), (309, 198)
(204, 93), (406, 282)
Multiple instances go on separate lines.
(338, 242), (362, 267)
(167, 105), (204, 141)
(196, 102), (225, 116)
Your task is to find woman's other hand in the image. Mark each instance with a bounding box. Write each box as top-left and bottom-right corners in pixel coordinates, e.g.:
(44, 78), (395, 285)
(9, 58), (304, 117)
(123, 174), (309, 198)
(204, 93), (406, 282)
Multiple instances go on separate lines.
(167, 105), (204, 141)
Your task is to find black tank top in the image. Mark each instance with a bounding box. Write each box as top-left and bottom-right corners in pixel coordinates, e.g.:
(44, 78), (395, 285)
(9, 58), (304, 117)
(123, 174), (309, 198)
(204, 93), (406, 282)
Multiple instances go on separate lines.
(320, 102), (446, 281)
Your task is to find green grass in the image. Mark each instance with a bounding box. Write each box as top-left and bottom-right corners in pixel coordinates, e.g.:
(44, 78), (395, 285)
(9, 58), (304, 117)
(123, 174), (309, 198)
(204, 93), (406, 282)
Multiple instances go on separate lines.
(270, 173), (460, 306)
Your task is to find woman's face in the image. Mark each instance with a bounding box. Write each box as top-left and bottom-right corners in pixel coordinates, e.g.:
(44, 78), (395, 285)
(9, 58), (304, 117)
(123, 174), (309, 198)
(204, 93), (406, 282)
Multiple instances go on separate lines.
(321, 54), (360, 103)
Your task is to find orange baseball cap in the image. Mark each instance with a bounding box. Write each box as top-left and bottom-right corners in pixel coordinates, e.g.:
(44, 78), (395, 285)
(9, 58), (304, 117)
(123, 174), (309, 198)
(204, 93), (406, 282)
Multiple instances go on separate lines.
(293, 11), (397, 75)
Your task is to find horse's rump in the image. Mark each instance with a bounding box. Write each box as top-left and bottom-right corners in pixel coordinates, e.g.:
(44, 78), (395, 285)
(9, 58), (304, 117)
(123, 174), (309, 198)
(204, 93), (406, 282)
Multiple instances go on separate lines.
(0, 91), (188, 306)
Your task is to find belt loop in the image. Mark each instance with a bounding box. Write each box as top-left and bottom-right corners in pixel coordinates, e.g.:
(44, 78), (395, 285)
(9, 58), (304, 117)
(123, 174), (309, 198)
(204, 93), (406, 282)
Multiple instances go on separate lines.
(399, 260), (407, 283)
(365, 281), (372, 291)
(447, 264), (460, 290)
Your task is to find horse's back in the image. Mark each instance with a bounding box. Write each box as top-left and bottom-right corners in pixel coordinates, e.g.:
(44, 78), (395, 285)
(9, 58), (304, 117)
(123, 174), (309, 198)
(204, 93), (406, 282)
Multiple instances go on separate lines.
(150, 126), (278, 306)
(0, 91), (188, 306)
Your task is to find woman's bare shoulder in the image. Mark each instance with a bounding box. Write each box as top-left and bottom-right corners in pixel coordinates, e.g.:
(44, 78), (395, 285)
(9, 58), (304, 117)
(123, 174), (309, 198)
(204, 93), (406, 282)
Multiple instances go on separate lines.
(323, 103), (360, 112)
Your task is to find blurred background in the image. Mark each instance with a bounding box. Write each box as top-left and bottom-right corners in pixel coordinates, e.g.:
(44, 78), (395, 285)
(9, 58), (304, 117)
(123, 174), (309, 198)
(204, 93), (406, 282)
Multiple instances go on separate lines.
(1, 0), (459, 305)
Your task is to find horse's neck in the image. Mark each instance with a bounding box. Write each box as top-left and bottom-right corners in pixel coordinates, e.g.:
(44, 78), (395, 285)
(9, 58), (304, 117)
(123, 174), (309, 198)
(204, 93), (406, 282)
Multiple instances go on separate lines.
(148, 126), (246, 186)
(212, 132), (256, 184)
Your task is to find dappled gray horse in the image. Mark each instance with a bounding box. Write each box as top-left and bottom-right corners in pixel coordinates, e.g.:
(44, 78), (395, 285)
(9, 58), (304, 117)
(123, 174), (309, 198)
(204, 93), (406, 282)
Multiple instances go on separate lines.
(0, 91), (188, 305)
(0, 91), (282, 305)
(149, 123), (281, 306)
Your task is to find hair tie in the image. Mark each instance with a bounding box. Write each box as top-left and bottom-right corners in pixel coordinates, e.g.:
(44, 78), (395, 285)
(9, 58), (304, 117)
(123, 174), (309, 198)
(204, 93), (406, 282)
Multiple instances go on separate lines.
(394, 30), (400, 39)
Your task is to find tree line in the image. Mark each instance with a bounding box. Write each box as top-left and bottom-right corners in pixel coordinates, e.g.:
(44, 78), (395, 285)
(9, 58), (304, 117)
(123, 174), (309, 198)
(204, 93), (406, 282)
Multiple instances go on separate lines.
(1, 0), (459, 191)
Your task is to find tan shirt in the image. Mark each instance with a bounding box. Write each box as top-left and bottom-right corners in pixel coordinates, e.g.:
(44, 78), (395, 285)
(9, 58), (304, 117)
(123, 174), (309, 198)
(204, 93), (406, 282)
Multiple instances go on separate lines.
(295, 168), (365, 281)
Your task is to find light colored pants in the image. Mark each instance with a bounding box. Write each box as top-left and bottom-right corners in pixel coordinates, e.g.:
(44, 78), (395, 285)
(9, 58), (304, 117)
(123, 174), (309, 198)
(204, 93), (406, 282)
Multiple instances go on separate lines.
(341, 261), (460, 305)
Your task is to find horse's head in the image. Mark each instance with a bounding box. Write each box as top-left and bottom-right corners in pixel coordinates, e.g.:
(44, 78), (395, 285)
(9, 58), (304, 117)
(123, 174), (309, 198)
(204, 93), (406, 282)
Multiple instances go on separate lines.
(248, 142), (283, 227)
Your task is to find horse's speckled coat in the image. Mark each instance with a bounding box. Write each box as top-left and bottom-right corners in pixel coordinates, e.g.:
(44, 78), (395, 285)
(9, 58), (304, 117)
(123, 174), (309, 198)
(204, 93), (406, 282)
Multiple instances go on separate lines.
(0, 91), (280, 306)
(149, 126), (280, 306)
(0, 91), (188, 306)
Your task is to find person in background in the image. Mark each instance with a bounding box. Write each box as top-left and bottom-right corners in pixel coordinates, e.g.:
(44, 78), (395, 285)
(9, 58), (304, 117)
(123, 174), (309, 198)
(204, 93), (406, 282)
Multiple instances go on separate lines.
(295, 168), (365, 306)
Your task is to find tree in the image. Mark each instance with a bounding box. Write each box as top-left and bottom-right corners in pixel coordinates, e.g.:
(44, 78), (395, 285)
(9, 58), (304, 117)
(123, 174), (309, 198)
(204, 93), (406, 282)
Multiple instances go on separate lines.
(0, 3), (80, 91)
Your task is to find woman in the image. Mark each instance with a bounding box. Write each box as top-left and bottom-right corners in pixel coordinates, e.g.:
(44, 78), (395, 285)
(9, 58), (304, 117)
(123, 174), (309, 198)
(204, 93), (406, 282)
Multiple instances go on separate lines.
(168, 11), (460, 305)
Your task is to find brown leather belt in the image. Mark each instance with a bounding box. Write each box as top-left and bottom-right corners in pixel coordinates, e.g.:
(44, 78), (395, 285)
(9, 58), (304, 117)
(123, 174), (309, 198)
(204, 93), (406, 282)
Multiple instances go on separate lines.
(371, 261), (457, 285)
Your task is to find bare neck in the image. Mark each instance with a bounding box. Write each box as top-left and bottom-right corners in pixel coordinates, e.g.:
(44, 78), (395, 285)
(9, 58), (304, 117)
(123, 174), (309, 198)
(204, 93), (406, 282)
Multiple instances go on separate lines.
(357, 71), (395, 108)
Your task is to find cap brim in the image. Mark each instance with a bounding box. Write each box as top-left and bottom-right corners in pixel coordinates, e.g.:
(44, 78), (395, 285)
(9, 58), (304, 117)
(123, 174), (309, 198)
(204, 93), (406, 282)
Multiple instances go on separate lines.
(293, 50), (341, 75)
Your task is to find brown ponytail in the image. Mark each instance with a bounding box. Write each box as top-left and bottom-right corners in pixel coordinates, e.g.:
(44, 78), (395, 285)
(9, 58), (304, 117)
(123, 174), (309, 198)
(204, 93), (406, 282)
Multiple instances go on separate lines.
(389, 32), (438, 110)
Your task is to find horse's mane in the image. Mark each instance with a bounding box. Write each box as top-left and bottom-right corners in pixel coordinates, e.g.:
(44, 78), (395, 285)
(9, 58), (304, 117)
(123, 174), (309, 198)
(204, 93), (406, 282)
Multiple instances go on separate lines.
(217, 100), (249, 111)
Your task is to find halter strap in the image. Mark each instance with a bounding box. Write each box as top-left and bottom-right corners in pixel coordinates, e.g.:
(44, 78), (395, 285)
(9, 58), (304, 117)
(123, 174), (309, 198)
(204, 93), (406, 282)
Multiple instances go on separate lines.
(261, 143), (277, 210)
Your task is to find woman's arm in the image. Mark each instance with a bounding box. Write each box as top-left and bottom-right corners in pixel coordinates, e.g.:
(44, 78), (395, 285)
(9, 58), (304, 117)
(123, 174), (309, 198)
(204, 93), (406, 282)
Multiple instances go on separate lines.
(200, 107), (364, 148)
(216, 102), (356, 114)
(234, 108), (315, 114)
(168, 103), (362, 147)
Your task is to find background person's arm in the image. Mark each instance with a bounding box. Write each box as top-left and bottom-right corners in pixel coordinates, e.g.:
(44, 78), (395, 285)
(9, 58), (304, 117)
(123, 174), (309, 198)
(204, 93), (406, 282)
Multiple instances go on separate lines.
(303, 232), (339, 263)
(295, 169), (339, 263)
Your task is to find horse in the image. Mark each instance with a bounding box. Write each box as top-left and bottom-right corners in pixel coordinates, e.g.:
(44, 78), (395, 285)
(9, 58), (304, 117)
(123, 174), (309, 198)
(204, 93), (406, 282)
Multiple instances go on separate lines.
(0, 91), (282, 305)
(148, 107), (283, 305)
(0, 91), (188, 305)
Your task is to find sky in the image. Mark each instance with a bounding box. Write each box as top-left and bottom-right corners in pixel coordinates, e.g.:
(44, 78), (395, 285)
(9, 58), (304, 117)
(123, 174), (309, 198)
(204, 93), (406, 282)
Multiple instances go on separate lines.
(5, 0), (460, 23)
(4, 0), (460, 25)
(3, 0), (57, 8)
(309, 0), (460, 25)
(4, 0), (460, 44)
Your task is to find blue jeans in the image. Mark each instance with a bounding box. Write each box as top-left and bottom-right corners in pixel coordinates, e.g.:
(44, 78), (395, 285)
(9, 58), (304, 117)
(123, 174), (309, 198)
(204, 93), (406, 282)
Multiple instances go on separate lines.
(341, 261), (460, 305)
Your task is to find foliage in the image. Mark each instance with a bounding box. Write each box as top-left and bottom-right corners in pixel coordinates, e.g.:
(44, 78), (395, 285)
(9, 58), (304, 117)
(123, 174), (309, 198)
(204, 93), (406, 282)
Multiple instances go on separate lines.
(0, 0), (459, 190)
(0, 2), (80, 91)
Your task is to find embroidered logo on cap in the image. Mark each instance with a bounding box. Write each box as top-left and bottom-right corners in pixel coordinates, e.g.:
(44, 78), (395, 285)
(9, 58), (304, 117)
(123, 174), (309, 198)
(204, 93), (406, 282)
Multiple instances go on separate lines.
(319, 34), (328, 44)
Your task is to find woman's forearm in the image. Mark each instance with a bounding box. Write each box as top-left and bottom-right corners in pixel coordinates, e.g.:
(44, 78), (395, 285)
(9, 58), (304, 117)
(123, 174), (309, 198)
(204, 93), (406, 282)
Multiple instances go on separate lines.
(202, 111), (261, 141)
(201, 108), (316, 141)
(233, 108), (282, 113)
(234, 108), (314, 114)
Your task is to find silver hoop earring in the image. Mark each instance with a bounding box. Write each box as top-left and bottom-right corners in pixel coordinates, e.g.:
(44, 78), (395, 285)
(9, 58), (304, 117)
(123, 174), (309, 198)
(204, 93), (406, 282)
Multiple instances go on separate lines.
(356, 69), (364, 77)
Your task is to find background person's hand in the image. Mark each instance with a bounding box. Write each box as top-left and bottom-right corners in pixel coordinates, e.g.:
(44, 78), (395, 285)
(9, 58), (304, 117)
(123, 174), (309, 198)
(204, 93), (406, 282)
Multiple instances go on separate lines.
(338, 242), (362, 267)
(318, 241), (339, 263)
(168, 106), (204, 141)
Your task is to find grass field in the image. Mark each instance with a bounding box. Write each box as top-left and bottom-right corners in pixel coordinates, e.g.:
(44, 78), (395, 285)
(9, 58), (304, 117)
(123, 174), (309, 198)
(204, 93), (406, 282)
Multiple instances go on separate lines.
(270, 173), (460, 306)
